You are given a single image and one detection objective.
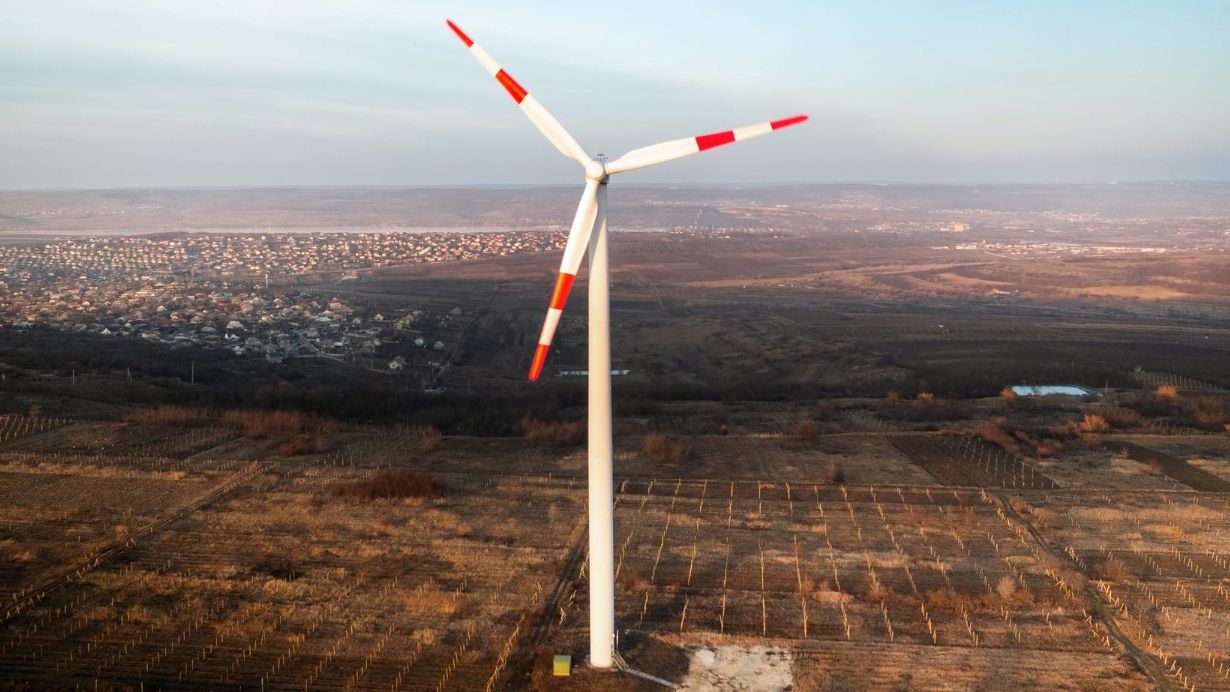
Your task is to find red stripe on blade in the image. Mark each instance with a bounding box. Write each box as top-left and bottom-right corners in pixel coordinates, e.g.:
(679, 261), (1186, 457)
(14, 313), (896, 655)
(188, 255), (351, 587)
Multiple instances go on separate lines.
(528, 343), (550, 381)
(695, 130), (736, 151)
(445, 20), (473, 47)
(770, 114), (809, 130)
(495, 69), (528, 104)
(549, 272), (576, 310)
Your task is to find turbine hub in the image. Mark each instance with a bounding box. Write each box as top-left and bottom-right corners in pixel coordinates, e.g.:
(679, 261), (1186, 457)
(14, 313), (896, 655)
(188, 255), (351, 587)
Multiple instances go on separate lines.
(584, 160), (606, 181)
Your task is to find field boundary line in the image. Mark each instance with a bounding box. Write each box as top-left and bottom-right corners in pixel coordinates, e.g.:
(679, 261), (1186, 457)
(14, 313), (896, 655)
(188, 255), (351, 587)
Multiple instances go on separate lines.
(992, 490), (1176, 692)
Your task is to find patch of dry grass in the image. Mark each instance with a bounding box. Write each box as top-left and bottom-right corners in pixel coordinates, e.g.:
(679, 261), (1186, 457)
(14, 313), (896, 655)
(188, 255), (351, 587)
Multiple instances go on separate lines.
(643, 433), (689, 464)
(124, 405), (215, 426)
(223, 409), (340, 438)
(521, 415), (584, 448)
(330, 471), (445, 501)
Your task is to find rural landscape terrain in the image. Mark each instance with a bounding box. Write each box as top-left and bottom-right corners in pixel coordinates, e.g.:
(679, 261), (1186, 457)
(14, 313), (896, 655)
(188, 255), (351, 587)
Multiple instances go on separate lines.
(1, 183), (1229, 690)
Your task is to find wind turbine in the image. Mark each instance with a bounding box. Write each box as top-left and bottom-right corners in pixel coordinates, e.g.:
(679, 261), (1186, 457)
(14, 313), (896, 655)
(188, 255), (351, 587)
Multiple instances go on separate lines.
(446, 18), (807, 669)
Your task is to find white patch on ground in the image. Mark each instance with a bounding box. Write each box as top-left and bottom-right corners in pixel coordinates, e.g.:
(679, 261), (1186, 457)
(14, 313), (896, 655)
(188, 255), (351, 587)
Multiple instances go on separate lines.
(676, 645), (793, 691)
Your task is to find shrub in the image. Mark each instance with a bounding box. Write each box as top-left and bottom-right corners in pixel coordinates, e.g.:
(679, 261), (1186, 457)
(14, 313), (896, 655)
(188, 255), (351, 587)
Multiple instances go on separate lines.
(828, 463), (847, 484)
(1034, 438), (1064, 457)
(330, 471), (445, 501)
(975, 419), (1019, 453)
(520, 415), (584, 448)
(643, 433), (688, 464)
(411, 425), (443, 453)
(924, 588), (980, 613)
(999, 387), (1017, 405)
(1076, 414), (1110, 434)
(978, 418), (1067, 457)
(794, 418), (818, 442)
(1094, 555), (1129, 582)
(1124, 391), (1174, 418)
(275, 433), (332, 457)
(1102, 407), (1145, 429)
(1155, 385), (1178, 399)
(250, 556), (301, 581)
(995, 576), (1017, 601)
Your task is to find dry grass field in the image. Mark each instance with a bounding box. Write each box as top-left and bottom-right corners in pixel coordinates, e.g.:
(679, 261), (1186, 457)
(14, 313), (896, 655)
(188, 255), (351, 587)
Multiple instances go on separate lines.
(1, 408), (1227, 691)
(1, 423), (584, 691)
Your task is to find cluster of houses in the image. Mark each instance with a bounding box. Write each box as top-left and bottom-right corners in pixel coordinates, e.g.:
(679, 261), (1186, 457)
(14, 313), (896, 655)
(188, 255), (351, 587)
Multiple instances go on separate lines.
(0, 273), (452, 361)
(949, 241), (1172, 257)
(0, 231), (526, 364)
(0, 230), (564, 280)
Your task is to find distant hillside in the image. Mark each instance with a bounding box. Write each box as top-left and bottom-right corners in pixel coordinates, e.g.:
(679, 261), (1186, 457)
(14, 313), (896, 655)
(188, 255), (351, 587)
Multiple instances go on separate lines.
(3, 183), (1229, 235)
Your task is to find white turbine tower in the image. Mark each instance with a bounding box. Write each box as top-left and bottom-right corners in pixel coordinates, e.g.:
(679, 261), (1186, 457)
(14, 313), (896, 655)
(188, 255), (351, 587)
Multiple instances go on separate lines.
(447, 19), (807, 669)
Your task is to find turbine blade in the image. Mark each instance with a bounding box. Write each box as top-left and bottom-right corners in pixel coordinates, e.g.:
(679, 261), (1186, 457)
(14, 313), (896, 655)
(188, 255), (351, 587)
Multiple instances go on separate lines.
(446, 19), (590, 165)
(605, 114), (808, 175)
(529, 180), (601, 381)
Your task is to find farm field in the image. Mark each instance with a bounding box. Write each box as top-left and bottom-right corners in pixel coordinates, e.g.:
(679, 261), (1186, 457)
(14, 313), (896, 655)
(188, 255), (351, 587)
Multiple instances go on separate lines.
(1, 411), (1227, 690)
(0, 424), (582, 691)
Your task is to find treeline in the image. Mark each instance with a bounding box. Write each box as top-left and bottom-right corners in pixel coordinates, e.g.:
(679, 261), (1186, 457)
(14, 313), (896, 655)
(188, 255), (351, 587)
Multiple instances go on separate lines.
(6, 326), (1227, 436)
(0, 327), (246, 384)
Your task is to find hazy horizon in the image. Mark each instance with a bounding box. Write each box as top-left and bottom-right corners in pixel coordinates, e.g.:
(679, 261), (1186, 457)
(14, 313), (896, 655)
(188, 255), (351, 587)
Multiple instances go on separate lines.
(3, 1), (1229, 190)
(6, 180), (1230, 195)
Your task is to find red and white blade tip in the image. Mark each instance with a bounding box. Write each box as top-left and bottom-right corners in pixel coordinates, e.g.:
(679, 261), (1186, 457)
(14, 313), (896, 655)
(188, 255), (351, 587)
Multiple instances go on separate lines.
(696, 114), (809, 152)
(527, 272), (577, 381)
(528, 344), (549, 381)
(447, 18), (526, 104)
(445, 19), (473, 47)
(771, 114), (809, 129)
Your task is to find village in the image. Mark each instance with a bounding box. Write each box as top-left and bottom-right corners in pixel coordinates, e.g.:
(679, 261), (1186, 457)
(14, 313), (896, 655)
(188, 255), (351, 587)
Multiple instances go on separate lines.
(0, 230), (561, 368)
(0, 230), (561, 280)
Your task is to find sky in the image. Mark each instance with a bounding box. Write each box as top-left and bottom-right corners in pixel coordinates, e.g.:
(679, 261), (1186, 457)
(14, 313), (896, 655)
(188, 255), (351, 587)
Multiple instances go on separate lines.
(2, 0), (1229, 189)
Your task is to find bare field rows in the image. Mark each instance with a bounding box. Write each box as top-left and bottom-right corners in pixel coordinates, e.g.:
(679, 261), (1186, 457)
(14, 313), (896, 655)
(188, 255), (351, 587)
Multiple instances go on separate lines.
(1, 422), (1226, 690)
(537, 476), (1170, 689)
(1018, 490), (1230, 692)
(0, 416), (72, 446)
(0, 456), (583, 691)
(788, 640), (1149, 690)
(0, 461), (218, 608)
(889, 435), (1057, 489)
